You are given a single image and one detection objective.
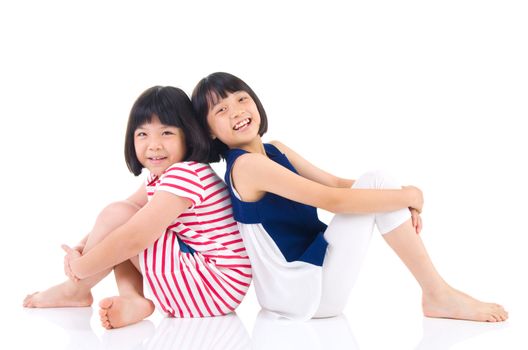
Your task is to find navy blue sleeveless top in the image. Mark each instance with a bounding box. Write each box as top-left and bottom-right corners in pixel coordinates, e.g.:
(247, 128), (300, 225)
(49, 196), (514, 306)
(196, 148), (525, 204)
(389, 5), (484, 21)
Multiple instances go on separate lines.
(224, 143), (328, 266)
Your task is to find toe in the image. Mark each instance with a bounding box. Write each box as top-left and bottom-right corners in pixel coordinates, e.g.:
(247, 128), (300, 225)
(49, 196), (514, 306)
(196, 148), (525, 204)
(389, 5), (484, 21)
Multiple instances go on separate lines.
(99, 298), (114, 309)
(501, 310), (509, 321)
(23, 292), (37, 307)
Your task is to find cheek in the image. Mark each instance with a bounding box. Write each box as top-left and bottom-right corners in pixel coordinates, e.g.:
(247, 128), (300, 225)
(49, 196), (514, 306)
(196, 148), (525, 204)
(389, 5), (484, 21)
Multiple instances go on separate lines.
(207, 115), (220, 132)
(134, 140), (148, 159)
(133, 140), (141, 154)
(180, 139), (187, 153)
(173, 138), (187, 158)
(213, 120), (230, 135)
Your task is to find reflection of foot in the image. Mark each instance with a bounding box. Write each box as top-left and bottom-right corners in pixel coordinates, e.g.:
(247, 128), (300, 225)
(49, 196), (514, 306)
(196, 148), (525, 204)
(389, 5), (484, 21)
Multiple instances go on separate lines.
(422, 287), (508, 322)
(23, 307), (101, 349)
(101, 320), (155, 349)
(24, 307), (94, 331)
(415, 317), (507, 350)
(98, 296), (155, 329)
(23, 282), (93, 308)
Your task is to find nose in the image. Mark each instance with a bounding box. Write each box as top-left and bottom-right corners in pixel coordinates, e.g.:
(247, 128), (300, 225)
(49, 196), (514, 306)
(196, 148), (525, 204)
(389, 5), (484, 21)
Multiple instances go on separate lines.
(148, 137), (162, 151)
(230, 107), (245, 120)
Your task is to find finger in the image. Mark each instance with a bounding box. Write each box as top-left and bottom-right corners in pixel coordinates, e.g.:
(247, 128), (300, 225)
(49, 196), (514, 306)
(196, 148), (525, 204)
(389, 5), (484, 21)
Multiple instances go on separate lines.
(65, 271), (79, 282)
(61, 244), (74, 254)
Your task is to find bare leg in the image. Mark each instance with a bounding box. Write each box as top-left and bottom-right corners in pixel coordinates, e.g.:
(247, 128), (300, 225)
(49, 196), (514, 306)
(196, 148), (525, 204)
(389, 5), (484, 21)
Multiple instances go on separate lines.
(23, 201), (140, 308)
(99, 256), (155, 329)
(315, 171), (508, 322)
(383, 219), (508, 322)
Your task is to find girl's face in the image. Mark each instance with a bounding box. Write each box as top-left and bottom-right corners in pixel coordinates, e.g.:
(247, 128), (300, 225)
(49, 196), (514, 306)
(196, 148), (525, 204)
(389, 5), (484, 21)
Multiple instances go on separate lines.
(206, 90), (261, 149)
(134, 115), (186, 176)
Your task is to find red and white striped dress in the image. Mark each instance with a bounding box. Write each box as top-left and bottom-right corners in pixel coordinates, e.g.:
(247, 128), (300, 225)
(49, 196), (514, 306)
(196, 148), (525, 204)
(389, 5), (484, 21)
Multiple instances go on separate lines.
(139, 161), (252, 317)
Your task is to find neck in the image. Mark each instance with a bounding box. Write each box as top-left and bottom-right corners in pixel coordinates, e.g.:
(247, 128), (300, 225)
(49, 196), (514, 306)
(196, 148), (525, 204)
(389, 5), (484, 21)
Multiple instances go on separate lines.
(233, 136), (266, 155)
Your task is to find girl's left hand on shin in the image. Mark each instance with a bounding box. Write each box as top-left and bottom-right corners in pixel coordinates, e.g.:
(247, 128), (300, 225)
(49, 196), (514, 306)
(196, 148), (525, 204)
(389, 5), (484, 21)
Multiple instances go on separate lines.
(410, 208), (422, 234)
(61, 244), (81, 282)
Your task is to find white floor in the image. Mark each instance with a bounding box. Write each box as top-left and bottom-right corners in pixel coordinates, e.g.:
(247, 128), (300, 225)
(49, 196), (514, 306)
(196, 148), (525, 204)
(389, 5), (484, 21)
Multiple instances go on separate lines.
(3, 1), (527, 349)
(9, 300), (526, 350)
(8, 227), (527, 350)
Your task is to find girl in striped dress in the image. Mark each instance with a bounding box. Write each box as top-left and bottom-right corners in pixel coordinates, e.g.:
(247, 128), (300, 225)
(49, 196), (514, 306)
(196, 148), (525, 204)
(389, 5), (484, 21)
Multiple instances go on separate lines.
(191, 72), (508, 323)
(24, 86), (251, 328)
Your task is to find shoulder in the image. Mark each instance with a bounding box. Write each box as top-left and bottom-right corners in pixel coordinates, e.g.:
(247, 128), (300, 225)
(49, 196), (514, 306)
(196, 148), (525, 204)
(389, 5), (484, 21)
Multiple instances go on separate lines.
(232, 152), (269, 171)
(161, 162), (210, 185)
(268, 140), (302, 163)
(164, 161), (211, 175)
(268, 140), (287, 153)
(155, 162), (208, 205)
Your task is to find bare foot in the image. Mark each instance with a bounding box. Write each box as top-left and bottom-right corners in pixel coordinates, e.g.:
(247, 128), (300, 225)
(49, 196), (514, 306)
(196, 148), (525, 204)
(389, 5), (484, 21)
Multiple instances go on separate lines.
(99, 296), (155, 329)
(423, 286), (508, 322)
(23, 282), (93, 308)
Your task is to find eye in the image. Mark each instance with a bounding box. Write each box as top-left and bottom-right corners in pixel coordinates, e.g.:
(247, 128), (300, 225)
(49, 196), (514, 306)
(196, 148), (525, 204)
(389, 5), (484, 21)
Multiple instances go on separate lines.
(239, 96), (248, 102)
(215, 106), (227, 115)
(135, 131), (147, 137)
(162, 130), (175, 136)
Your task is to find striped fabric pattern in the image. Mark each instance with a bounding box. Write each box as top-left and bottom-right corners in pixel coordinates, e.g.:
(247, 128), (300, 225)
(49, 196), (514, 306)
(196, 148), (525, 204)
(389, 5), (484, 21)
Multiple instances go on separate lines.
(140, 162), (251, 317)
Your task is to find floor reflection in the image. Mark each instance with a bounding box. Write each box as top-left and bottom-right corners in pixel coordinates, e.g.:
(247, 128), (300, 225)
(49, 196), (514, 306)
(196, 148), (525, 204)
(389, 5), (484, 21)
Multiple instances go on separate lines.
(101, 320), (155, 350)
(23, 307), (101, 350)
(415, 317), (508, 349)
(252, 310), (359, 350)
(19, 307), (514, 350)
(23, 307), (251, 350)
(142, 313), (251, 350)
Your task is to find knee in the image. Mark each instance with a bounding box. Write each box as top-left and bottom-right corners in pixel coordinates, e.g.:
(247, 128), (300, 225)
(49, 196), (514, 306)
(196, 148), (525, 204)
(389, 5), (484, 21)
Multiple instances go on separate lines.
(355, 170), (401, 190)
(97, 201), (141, 227)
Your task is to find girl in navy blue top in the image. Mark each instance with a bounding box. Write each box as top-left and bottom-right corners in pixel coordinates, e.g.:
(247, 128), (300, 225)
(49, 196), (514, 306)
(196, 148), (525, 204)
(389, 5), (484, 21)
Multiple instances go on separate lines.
(191, 72), (508, 322)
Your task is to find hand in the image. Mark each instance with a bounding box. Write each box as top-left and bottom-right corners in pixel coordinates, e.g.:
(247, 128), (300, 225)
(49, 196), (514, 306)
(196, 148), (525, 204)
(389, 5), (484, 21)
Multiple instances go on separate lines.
(402, 185), (423, 213)
(64, 244), (83, 277)
(61, 244), (81, 282)
(410, 208), (423, 234)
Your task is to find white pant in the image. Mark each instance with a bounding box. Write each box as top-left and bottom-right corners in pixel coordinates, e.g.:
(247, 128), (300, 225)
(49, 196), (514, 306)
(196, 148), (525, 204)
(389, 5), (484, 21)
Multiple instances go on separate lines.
(314, 170), (411, 318)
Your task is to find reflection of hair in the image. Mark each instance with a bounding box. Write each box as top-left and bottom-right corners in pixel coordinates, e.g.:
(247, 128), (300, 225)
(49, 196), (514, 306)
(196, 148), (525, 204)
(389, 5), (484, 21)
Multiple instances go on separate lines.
(192, 72), (268, 162)
(124, 86), (210, 176)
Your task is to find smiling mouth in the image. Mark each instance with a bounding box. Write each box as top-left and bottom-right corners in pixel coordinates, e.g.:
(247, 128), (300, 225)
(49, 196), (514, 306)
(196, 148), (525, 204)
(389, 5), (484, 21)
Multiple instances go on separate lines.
(148, 156), (167, 162)
(233, 118), (251, 131)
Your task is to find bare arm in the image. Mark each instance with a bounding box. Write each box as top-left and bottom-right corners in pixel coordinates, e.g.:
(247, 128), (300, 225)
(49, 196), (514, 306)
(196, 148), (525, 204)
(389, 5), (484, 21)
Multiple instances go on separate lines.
(125, 182), (149, 208)
(69, 190), (190, 279)
(270, 140), (354, 188)
(233, 152), (422, 214)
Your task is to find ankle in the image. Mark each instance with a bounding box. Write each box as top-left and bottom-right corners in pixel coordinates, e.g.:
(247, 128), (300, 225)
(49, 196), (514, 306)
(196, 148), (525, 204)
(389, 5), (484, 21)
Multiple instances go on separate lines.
(63, 281), (92, 297)
(422, 283), (453, 299)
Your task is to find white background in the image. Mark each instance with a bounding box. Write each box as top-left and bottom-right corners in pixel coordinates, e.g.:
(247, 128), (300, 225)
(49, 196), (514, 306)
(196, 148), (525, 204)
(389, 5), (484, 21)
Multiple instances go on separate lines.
(1, 1), (527, 349)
